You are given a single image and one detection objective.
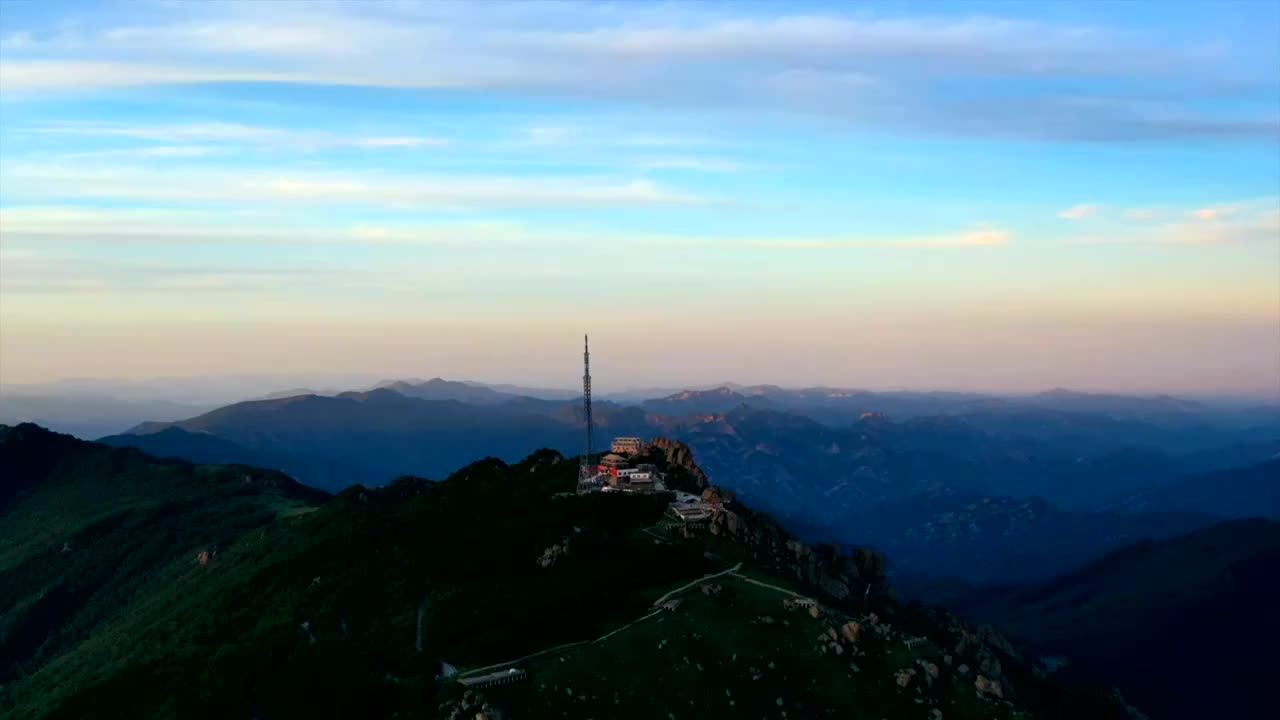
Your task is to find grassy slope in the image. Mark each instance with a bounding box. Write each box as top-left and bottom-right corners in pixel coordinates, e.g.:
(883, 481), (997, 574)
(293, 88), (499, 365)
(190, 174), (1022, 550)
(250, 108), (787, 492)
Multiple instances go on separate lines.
(492, 574), (1027, 720)
(0, 424), (327, 717)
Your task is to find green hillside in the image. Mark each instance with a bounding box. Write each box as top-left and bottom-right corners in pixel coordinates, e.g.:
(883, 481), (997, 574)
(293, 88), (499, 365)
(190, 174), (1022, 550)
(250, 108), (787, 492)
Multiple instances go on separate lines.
(1, 424), (1144, 719)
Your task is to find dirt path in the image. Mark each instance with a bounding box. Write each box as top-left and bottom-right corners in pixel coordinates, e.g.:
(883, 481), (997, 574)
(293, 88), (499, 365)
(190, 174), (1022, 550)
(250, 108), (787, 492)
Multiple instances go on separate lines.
(728, 572), (812, 600)
(457, 562), (743, 680)
(456, 639), (593, 679)
(650, 561), (744, 607)
(590, 608), (664, 645)
(642, 527), (670, 544)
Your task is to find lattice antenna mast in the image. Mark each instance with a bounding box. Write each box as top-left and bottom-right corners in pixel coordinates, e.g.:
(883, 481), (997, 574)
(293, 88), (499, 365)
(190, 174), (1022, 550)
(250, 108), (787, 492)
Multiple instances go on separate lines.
(580, 334), (595, 479)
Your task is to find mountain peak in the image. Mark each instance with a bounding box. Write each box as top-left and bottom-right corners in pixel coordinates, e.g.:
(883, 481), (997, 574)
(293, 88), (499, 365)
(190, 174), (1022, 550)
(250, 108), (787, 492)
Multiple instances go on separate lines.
(668, 386), (741, 401)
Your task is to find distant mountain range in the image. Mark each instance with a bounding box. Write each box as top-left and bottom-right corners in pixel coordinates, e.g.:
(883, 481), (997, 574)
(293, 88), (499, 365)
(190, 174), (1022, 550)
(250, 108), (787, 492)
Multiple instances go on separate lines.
(107, 389), (647, 490)
(1098, 459), (1280, 519)
(648, 406), (1278, 584)
(86, 379), (1280, 590)
(372, 377), (542, 405)
(831, 492), (1216, 585)
(11, 376), (1276, 438)
(948, 518), (1280, 720)
(0, 392), (213, 441)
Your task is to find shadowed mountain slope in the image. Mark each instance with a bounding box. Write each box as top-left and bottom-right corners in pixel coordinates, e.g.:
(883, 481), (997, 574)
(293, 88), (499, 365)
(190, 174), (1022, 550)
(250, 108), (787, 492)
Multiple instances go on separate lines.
(1100, 459), (1280, 520)
(949, 519), (1280, 720)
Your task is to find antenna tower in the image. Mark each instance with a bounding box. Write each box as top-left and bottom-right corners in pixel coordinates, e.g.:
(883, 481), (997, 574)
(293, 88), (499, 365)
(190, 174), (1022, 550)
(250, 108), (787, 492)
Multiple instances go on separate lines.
(579, 334), (596, 487)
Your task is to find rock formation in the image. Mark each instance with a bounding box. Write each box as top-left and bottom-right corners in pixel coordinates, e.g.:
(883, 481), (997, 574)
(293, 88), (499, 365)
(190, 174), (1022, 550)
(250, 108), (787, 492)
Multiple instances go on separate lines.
(649, 437), (711, 489)
(707, 499), (891, 605)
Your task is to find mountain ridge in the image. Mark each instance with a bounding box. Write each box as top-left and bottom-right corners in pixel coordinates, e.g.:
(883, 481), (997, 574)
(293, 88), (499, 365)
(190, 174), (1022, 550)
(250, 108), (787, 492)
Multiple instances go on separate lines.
(1, 422), (1149, 720)
(98, 387), (1280, 585)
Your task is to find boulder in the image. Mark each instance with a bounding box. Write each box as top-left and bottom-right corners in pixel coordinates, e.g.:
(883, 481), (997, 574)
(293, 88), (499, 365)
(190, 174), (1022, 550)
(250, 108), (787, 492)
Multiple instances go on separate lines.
(975, 675), (1004, 698)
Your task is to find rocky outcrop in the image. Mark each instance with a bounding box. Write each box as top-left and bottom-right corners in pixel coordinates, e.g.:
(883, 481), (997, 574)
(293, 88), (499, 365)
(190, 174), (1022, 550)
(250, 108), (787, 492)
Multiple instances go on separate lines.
(912, 605), (1024, 699)
(649, 435), (889, 606)
(438, 689), (504, 720)
(536, 537), (570, 568)
(1110, 690), (1151, 720)
(649, 438), (711, 489)
(975, 674), (1004, 698)
(707, 500), (890, 607)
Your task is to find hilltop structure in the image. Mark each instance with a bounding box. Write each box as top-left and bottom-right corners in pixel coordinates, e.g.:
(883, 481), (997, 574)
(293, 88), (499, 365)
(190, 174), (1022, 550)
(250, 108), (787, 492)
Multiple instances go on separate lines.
(573, 339), (665, 495)
(597, 453), (666, 493)
(610, 437), (648, 455)
(666, 490), (714, 526)
(576, 335), (600, 493)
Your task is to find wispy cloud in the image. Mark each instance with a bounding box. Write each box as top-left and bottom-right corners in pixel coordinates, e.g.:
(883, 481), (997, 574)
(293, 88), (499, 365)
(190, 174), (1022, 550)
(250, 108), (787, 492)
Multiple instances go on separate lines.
(2, 2), (1275, 142)
(1, 163), (703, 210)
(29, 122), (449, 151)
(741, 228), (1011, 249)
(1123, 207), (1163, 221)
(1066, 197), (1279, 245)
(135, 145), (219, 157)
(352, 136), (448, 148)
(48, 144), (225, 161)
(1191, 202), (1245, 221)
(0, 246), (344, 294)
(1057, 203), (1102, 220)
(0, 60), (314, 91)
(0, 205), (1010, 252)
(636, 156), (744, 172)
(517, 125), (583, 146)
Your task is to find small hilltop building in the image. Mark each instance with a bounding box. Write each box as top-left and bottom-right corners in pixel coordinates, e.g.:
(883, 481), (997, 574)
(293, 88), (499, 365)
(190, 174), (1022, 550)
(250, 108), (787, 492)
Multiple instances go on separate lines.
(610, 437), (648, 455)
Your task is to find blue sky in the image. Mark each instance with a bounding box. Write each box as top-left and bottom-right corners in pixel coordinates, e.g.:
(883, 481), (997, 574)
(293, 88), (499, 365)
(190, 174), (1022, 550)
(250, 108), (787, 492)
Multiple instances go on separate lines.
(0, 0), (1277, 393)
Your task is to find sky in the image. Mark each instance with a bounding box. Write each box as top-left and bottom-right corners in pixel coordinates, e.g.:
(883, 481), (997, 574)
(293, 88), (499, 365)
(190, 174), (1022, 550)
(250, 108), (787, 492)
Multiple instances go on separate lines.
(0, 0), (1278, 395)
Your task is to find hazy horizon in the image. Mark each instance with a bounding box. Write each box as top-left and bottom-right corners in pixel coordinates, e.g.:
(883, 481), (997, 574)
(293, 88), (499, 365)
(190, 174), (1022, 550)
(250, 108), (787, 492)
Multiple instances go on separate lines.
(2, 364), (1276, 402)
(2, 1), (1277, 396)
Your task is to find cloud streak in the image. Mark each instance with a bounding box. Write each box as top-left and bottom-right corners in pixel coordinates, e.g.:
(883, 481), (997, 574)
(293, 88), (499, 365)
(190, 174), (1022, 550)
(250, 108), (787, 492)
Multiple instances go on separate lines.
(28, 121), (449, 151)
(0, 205), (1011, 252)
(742, 228), (1011, 249)
(1066, 197), (1279, 245)
(635, 156), (744, 172)
(1058, 204), (1102, 220)
(2, 2), (1275, 142)
(1, 164), (705, 210)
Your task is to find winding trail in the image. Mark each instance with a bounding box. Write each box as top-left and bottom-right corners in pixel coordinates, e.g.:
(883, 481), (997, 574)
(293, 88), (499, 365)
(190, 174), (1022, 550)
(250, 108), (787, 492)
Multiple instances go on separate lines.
(457, 562), (742, 680)
(590, 608), (664, 645)
(641, 527), (671, 544)
(728, 572), (812, 601)
(650, 562), (743, 608)
(456, 640), (593, 680)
